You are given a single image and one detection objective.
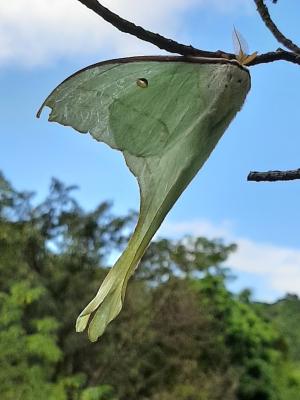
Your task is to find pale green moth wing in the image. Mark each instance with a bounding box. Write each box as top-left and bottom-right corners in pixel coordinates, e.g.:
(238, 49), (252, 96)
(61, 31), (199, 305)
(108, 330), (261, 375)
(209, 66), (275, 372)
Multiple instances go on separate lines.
(38, 56), (250, 342)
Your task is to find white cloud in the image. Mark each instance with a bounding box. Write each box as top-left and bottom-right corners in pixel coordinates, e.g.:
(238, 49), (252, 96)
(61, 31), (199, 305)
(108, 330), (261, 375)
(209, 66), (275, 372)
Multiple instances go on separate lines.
(160, 219), (300, 298)
(230, 239), (300, 295)
(0, 0), (251, 67)
(161, 219), (233, 239)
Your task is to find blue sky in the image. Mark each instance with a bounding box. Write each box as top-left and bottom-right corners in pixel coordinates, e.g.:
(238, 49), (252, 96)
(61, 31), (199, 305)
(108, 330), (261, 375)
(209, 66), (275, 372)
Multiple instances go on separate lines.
(1, 0), (300, 301)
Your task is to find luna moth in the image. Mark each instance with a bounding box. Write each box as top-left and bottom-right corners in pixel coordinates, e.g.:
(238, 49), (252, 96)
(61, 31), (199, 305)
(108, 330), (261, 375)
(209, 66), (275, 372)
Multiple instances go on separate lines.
(38, 55), (251, 342)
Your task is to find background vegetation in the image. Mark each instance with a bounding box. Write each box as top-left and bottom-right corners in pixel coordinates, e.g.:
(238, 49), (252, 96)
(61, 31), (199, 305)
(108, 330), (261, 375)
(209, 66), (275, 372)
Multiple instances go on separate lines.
(1, 172), (300, 400)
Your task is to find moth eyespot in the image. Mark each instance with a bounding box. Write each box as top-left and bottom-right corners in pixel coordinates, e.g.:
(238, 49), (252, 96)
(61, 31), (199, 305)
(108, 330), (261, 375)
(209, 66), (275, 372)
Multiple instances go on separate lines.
(136, 78), (148, 88)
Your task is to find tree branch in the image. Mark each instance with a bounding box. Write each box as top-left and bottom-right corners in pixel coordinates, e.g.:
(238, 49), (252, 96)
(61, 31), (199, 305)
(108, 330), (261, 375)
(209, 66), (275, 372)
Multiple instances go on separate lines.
(248, 169), (300, 182)
(249, 48), (300, 66)
(77, 0), (300, 67)
(77, 0), (230, 59)
(254, 0), (300, 54)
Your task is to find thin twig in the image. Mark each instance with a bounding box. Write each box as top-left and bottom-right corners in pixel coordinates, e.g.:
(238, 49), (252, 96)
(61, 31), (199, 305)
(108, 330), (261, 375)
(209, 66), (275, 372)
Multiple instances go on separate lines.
(77, 0), (300, 67)
(249, 48), (300, 66)
(254, 0), (300, 54)
(77, 0), (230, 59)
(248, 169), (300, 182)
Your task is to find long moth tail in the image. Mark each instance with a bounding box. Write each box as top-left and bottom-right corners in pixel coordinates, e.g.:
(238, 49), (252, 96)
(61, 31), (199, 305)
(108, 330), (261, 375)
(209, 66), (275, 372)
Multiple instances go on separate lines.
(75, 217), (153, 342)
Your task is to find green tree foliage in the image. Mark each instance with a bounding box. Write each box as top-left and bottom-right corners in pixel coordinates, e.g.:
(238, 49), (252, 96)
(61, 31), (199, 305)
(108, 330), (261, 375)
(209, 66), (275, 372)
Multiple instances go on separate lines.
(257, 295), (300, 400)
(0, 172), (299, 399)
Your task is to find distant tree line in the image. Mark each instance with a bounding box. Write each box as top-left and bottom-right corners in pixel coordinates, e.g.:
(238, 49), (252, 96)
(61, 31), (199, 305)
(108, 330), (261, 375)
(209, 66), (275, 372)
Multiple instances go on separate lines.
(1, 172), (300, 400)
